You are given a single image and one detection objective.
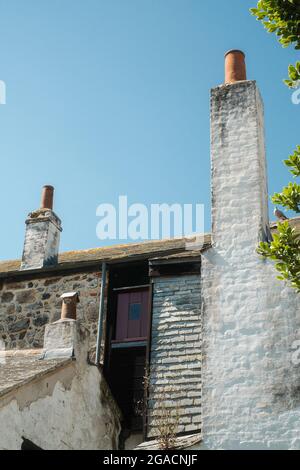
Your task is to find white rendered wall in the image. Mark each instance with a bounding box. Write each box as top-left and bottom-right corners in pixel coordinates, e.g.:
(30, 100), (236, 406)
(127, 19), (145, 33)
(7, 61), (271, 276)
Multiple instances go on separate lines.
(0, 321), (121, 450)
(0, 363), (121, 450)
(200, 81), (300, 450)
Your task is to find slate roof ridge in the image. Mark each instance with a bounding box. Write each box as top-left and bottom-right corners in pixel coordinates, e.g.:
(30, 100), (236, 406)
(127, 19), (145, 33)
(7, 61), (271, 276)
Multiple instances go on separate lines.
(0, 215), (299, 276)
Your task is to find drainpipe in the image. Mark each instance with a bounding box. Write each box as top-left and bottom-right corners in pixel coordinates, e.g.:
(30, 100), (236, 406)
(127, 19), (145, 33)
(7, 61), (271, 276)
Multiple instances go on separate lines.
(95, 261), (107, 366)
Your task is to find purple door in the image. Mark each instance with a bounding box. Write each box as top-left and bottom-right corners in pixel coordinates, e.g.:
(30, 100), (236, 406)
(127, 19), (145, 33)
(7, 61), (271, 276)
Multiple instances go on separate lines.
(115, 289), (149, 342)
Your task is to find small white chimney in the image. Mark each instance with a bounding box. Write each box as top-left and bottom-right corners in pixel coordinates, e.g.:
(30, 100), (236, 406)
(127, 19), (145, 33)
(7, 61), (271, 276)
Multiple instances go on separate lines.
(20, 186), (62, 270)
(43, 292), (89, 362)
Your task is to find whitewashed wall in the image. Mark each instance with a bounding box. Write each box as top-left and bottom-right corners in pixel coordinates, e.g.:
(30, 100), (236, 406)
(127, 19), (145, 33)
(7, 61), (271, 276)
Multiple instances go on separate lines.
(200, 81), (300, 450)
(0, 321), (121, 450)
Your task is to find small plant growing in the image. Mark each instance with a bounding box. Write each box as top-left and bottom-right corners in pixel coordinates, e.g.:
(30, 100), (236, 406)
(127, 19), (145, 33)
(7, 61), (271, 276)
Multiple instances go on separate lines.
(141, 368), (181, 450)
(151, 387), (180, 450)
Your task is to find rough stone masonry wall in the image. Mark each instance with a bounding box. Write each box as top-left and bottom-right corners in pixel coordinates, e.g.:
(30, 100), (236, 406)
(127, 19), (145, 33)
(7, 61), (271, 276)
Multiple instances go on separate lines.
(200, 80), (300, 450)
(0, 271), (102, 350)
(148, 275), (202, 438)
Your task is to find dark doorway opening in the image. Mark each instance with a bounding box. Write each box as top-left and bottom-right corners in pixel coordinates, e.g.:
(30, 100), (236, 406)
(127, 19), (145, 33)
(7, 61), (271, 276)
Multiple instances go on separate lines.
(109, 346), (146, 431)
(104, 261), (151, 433)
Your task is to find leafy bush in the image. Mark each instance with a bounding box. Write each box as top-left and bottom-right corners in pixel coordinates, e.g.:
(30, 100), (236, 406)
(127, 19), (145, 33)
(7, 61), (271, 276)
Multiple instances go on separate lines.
(251, 0), (300, 86)
(251, 2), (300, 293)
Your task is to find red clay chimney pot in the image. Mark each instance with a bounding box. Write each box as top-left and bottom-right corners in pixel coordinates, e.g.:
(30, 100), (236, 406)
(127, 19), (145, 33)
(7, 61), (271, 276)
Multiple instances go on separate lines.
(40, 185), (54, 210)
(224, 50), (246, 84)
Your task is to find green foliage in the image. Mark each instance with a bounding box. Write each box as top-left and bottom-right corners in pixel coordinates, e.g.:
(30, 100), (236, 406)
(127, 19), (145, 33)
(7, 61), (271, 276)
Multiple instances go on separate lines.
(284, 62), (300, 87)
(250, 0), (300, 86)
(251, 3), (300, 292)
(250, 0), (300, 49)
(257, 146), (300, 292)
(272, 147), (300, 212)
(258, 221), (300, 292)
(283, 145), (300, 176)
(272, 182), (300, 212)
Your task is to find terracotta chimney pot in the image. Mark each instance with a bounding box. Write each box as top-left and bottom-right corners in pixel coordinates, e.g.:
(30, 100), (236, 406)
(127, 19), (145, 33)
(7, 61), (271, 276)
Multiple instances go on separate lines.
(60, 292), (80, 320)
(40, 185), (54, 210)
(225, 50), (246, 84)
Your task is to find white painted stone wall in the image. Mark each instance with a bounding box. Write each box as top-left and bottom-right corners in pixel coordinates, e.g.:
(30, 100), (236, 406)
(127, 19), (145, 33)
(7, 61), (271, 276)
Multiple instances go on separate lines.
(200, 80), (300, 450)
(21, 210), (62, 270)
(0, 363), (120, 450)
(0, 321), (121, 450)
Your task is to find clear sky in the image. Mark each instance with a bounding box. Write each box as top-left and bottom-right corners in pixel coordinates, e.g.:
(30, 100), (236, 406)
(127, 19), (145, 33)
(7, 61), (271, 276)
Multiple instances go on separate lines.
(0, 0), (299, 260)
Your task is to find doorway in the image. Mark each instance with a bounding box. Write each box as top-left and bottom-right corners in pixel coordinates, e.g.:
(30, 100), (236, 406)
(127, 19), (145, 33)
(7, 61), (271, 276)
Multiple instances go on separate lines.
(104, 262), (152, 433)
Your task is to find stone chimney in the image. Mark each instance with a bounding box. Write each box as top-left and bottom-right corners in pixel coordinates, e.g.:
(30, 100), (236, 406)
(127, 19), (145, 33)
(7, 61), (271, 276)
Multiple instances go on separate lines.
(43, 292), (88, 361)
(201, 51), (277, 448)
(199, 51), (300, 452)
(20, 186), (62, 270)
(210, 51), (269, 245)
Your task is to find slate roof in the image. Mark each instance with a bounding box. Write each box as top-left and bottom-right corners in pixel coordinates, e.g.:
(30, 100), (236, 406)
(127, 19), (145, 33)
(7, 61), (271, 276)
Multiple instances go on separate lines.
(0, 349), (72, 398)
(0, 216), (299, 278)
(0, 234), (211, 278)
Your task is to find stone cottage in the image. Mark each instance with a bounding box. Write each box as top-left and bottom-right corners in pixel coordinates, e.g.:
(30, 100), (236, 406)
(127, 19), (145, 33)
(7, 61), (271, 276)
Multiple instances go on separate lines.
(0, 50), (299, 450)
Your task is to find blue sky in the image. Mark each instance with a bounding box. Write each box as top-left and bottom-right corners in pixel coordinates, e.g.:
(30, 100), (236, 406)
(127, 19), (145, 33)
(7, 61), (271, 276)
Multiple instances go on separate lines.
(0, 0), (298, 260)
